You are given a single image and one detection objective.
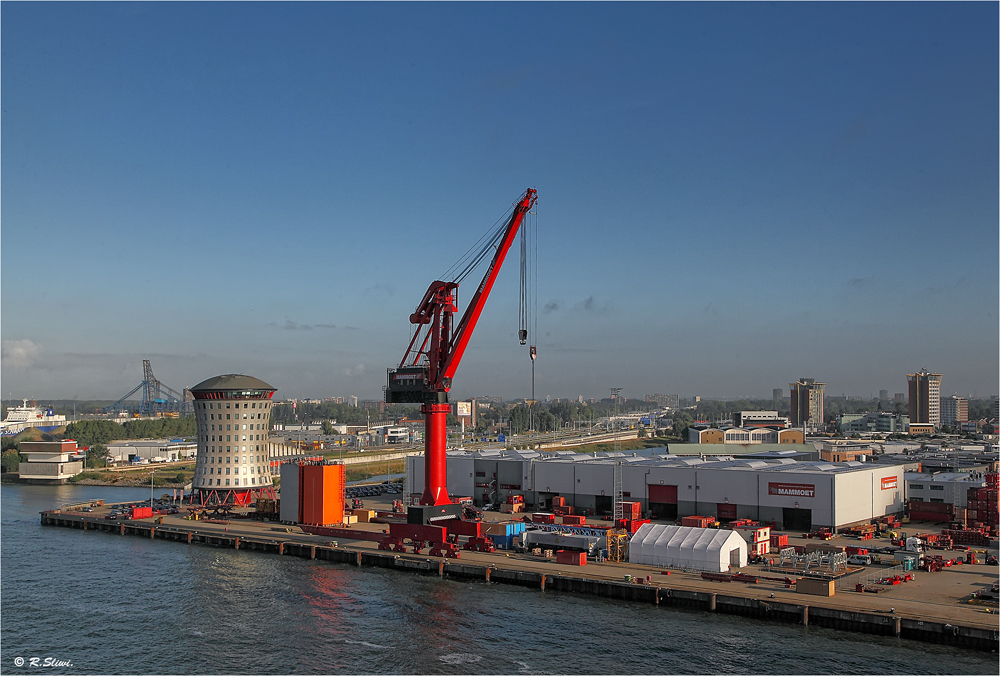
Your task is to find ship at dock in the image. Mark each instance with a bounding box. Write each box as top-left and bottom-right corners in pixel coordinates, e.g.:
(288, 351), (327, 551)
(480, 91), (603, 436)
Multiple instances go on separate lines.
(1, 399), (67, 436)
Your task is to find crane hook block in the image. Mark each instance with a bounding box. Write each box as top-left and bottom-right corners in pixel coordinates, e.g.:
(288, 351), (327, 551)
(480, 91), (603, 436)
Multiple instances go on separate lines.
(518, 329), (528, 345)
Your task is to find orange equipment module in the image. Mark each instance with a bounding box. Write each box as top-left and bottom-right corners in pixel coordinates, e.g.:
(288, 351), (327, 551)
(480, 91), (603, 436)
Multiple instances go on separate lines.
(299, 463), (346, 526)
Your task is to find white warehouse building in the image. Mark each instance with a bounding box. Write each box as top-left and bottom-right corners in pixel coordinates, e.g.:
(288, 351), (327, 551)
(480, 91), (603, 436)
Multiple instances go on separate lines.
(406, 449), (905, 532)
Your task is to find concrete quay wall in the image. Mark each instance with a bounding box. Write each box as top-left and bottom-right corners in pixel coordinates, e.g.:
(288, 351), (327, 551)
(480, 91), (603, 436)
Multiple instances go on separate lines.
(41, 511), (998, 652)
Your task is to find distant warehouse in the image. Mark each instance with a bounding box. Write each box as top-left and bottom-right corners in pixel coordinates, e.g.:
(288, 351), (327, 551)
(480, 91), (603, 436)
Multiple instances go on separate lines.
(407, 449), (904, 532)
(107, 439), (197, 464)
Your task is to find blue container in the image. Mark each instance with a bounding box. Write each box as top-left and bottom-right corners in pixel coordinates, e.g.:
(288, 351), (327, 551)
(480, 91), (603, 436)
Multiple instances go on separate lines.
(488, 533), (513, 549)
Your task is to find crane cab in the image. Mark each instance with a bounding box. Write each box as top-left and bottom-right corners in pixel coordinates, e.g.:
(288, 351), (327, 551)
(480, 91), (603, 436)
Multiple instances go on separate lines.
(385, 367), (432, 404)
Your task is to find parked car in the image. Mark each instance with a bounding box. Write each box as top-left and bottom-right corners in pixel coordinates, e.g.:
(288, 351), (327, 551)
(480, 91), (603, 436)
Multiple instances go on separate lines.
(847, 554), (872, 566)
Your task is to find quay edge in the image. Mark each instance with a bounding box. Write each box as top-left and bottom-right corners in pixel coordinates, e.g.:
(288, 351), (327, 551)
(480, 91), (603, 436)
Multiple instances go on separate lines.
(40, 510), (999, 652)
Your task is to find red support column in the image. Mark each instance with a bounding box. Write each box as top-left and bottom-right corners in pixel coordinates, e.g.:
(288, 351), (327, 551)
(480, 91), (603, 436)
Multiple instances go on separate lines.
(420, 402), (452, 505)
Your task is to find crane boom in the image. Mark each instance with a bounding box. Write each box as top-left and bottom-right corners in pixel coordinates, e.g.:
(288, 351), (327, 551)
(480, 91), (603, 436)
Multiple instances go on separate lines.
(385, 188), (537, 506)
(442, 188), (536, 382)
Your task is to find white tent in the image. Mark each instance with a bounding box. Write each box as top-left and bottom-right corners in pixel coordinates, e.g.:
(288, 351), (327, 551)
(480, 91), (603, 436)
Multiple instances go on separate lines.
(628, 524), (748, 572)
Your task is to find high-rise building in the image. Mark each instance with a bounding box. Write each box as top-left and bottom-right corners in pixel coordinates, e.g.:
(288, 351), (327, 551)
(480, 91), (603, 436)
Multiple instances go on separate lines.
(879, 389), (889, 401)
(789, 378), (825, 430)
(939, 395), (968, 425)
(644, 393), (680, 408)
(190, 374), (277, 502)
(907, 369), (942, 428)
(772, 388), (783, 406)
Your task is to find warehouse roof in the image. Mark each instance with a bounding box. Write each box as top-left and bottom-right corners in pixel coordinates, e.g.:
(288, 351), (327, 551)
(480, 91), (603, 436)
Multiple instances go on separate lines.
(665, 443), (819, 457)
(449, 448), (891, 475)
(190, 374), (276, 392)
(904, 472), (987, 485)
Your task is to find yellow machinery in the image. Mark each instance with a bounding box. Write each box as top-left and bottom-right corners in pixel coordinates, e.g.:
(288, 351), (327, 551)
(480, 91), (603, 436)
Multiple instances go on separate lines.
(606, 528), (629, 562)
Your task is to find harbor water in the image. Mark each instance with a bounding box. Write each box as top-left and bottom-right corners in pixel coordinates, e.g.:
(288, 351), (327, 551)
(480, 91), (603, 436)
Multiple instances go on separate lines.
(1, 484), (995, 674)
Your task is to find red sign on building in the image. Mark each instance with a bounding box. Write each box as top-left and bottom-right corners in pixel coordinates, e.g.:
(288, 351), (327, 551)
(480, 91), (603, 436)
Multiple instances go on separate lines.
(768, 482), (815, 498)
(880, 476), (898, 490)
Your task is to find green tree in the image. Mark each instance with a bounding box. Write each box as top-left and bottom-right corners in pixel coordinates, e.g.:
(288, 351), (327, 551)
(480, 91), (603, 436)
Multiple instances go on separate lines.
(63, 420), (127, 446)
(85, 444), (109, 469)
(321, 420), (335, 435)
(1, 449), (22, 473)
(671, 411), (693, 441)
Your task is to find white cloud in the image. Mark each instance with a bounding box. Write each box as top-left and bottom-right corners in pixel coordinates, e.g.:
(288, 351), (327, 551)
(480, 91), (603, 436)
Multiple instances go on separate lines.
(2, 339), (41, 368)
(345, 363), (366, 377)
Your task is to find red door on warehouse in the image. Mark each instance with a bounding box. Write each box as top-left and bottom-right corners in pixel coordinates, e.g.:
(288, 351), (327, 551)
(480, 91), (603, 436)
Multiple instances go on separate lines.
(717, 502), (738, 522)
(648, 484), (677, 520)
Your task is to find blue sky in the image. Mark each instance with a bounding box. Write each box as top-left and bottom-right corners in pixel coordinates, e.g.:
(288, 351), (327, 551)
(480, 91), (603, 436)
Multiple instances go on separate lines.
(2, 2), (997, 403)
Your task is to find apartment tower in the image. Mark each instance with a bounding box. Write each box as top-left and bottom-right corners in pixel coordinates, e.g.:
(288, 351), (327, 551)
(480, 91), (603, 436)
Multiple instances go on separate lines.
(907, 369), (943, 428)
(789, 378), (825, 431)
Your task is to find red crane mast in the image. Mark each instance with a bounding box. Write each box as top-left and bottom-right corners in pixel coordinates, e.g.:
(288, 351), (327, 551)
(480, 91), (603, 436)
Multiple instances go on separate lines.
(386, 188), (537, 507)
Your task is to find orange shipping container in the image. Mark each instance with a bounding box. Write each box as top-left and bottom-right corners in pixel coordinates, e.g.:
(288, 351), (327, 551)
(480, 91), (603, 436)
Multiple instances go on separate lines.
(300, 463), (346, 526)
(556, 550), (587, 565)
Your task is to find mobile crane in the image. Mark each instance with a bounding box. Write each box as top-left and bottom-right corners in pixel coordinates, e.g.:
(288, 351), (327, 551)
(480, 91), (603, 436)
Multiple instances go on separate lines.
(385, 188), (537, 526)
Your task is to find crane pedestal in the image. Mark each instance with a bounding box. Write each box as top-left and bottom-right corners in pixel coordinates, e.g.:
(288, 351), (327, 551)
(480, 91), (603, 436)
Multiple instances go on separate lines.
(420, 402), (452, 506)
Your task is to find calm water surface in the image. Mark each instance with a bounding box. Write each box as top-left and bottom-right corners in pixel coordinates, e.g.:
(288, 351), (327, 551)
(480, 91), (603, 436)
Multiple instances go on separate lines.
(1, 484), (995, 674)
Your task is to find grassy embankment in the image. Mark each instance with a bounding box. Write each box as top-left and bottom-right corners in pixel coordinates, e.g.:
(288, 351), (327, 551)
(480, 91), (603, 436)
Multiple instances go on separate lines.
(69, 464), (196, 486)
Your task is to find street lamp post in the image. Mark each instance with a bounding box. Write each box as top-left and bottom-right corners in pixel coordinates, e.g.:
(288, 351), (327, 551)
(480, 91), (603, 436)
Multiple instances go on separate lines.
(150, 470), (155, 508)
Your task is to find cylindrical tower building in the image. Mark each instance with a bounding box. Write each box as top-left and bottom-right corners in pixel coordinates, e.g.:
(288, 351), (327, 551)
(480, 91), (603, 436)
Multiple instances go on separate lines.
(190, 374), (276, 505)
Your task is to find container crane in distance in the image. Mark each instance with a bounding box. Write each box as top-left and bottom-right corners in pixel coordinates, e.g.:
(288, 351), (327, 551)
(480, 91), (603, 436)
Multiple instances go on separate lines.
(386, 188), (537, 523)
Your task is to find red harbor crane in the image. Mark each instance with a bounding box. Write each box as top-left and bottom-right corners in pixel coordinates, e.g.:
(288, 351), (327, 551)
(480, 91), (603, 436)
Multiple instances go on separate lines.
(385, 188), (537, 522)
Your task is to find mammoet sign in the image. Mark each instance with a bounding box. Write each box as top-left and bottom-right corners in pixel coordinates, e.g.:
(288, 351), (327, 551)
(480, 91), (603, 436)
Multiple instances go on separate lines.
(768, 482), (815, 498)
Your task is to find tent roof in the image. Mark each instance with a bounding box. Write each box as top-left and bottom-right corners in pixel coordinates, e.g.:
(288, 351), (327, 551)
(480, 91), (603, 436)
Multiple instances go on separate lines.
(631, 523), (744, 554)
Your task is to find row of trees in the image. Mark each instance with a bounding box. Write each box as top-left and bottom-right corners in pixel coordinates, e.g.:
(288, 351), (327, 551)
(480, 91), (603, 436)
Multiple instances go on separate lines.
(62, 417), (196, 448)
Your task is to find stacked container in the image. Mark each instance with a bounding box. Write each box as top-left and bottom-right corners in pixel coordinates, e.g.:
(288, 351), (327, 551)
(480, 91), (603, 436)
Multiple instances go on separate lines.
(619, 501), (642, 520)
(966, 473), (998, 533)
(735, 524), (771, 556)
(486, 520), (526, 549)
(906, 499), (954, 523)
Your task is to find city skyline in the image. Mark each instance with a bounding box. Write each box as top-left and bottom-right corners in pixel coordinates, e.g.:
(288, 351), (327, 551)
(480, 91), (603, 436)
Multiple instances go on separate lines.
(3, 3), (998, 401)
